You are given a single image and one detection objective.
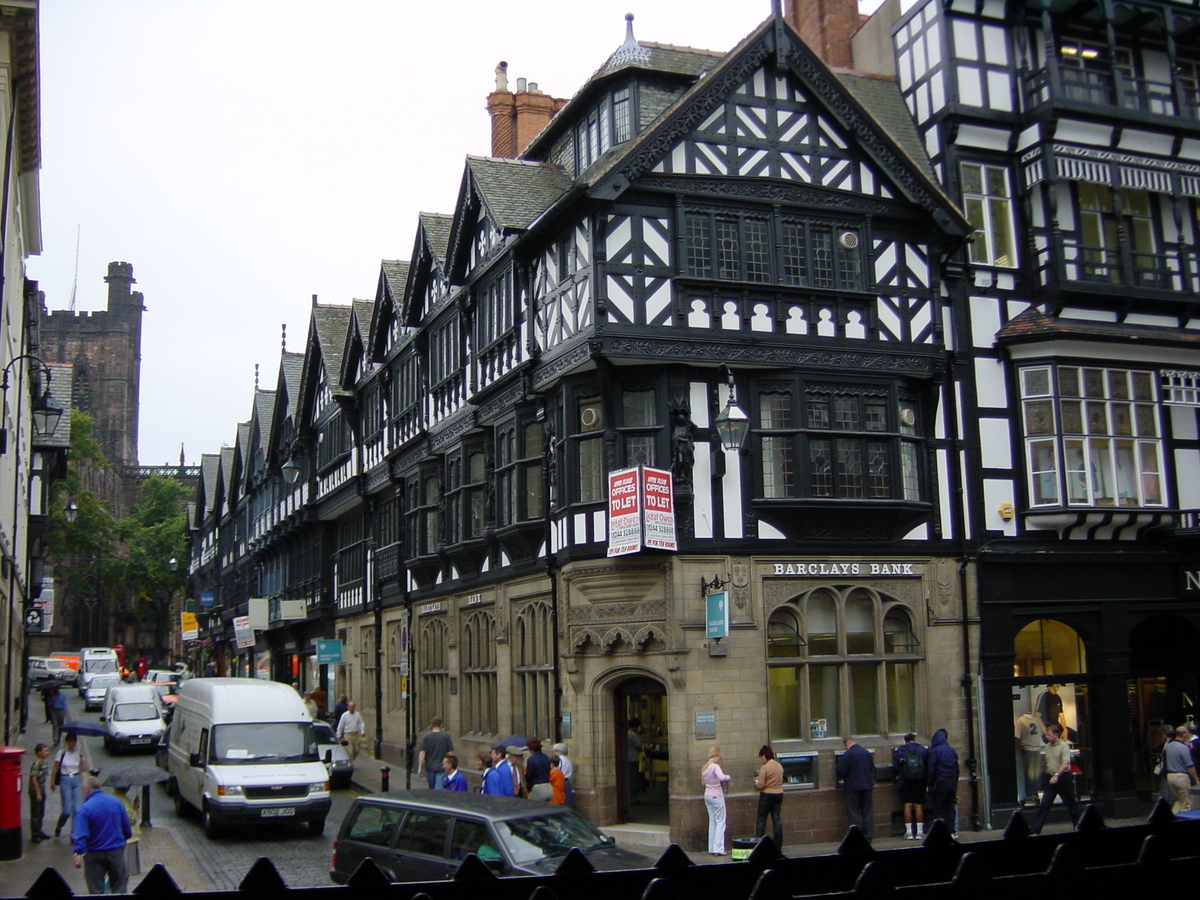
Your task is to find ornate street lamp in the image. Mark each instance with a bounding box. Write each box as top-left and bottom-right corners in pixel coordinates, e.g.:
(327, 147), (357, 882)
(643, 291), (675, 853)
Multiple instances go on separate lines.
(713, 365), (750, 452)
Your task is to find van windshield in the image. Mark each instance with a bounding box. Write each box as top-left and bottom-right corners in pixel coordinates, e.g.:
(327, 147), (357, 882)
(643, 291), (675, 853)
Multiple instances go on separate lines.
(209, 723), (317, 764)
(83, 659), (117, 674)
(494, 810), (610, 864)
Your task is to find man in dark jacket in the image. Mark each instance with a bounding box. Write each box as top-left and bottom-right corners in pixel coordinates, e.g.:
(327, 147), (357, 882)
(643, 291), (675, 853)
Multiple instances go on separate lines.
(836, 737), (875, 841)
(893, 733), (928, 840)
(926, 729), (960, 837)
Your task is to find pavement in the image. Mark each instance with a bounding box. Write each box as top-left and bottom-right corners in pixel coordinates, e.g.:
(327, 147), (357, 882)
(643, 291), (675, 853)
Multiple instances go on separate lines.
(0, 715), (1149, 895)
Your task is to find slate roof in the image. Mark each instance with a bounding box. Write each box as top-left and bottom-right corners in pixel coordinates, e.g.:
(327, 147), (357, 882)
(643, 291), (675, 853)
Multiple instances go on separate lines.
(200, 453), (220, 517)
(254, 389), (275, 453)
(352, 300), (374, 347)
(311, 304), (354, 393)
(836, 72), (936, 184)
(466, 156), (572, 231)
(381, 260), (409, 300)
(997, 307), (1200, 347)
(36, 363), (73, 450)
(281, 352), (303, 409)
(418, 214), (453, 266)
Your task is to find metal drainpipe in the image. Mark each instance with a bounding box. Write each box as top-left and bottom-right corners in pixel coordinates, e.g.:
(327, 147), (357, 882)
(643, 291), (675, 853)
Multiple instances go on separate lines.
(942, 276), (981, 830)
(544, 413), (562, 743)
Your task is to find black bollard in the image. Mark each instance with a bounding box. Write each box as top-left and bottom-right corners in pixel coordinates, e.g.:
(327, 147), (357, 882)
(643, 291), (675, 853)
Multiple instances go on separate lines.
(381, 765), (390, 792)
(141, 784), (152, 827)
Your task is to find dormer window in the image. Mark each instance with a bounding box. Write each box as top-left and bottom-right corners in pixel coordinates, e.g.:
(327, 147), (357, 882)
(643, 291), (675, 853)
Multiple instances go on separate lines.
(575, 83), (635, 175)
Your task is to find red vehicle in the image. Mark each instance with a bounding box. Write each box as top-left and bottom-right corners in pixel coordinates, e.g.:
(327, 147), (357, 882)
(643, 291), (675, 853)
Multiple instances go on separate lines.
(111, 645), (127, 671)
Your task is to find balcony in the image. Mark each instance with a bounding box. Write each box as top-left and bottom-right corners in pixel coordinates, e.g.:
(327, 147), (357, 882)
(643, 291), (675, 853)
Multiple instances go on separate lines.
(1024, 65), (1200, 127)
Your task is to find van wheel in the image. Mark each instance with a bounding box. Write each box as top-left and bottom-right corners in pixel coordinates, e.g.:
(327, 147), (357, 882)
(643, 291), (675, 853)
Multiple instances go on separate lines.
(173, 788), (191, 818)
(202, 806), (221, 839)
(308, 817), (325, 837)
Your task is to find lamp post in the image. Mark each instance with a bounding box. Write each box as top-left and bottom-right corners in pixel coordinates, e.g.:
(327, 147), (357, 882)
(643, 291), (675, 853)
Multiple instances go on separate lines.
(713, 365), (750, 452)
(2, 355), (63, 742)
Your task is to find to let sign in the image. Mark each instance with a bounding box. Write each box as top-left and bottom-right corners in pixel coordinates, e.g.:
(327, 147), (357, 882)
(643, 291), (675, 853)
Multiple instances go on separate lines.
(642, 467), (676, 551)
(607, 468), (642, 557)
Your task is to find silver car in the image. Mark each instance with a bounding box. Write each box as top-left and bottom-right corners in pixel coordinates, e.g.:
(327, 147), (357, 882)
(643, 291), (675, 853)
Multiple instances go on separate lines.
(103, 699), (167, 753)
(83, 674), (122, 712)
(314, 721), (353, 789)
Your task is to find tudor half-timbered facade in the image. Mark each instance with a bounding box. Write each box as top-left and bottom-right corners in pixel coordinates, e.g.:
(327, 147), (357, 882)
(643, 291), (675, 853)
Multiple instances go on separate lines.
(187, 10), (992, 846)
(876, 0), (1200, 825)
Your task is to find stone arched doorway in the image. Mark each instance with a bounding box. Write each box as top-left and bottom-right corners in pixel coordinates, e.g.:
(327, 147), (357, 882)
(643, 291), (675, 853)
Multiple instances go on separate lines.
(614, 674), (668, 824)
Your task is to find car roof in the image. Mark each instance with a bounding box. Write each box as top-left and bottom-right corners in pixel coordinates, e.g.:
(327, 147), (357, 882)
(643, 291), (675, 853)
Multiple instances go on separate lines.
(352, 790), (568, 819)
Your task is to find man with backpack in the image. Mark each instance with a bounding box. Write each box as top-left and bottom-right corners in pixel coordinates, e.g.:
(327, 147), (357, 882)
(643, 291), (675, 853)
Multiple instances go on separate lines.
(893, 733), (928, 840)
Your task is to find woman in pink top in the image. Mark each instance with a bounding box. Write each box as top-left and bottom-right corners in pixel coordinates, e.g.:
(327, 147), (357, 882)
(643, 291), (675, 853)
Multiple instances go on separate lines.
(700, 746), (732, 855)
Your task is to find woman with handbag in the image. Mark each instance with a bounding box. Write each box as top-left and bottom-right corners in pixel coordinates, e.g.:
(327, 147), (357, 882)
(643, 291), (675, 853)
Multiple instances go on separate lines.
(701, 746), (731, 856)
(51, 732), (89, 838)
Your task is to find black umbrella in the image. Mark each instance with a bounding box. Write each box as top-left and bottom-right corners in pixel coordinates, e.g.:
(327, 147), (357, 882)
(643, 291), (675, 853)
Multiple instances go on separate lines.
(60, 721), (107, 738)
(499, 736), (533, 750)
(34, 678), (68, 692)
(101, 765), (168, 788)
(102, 766), (167, 828)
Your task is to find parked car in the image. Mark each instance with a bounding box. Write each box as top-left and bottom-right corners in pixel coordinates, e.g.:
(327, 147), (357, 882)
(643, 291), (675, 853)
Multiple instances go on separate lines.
(313, 721), (353, 789)
(45, 658), (78, 685)
(26, 657), (52, 683)
(49, 653), (80, 686)
(330, 792), (654, 884)
(145, 682), (179, 720)
(102, 693), (168, 753)
(143, 670), (184, 689)
(83, 674), (123, 712)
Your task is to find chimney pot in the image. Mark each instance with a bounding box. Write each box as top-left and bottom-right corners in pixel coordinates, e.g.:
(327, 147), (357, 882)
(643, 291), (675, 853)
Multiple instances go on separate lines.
(517, 77), (527, 92)
(529, 82), (539, 92)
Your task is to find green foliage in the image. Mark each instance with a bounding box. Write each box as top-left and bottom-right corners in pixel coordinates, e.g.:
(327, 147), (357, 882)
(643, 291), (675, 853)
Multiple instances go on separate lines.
(48, 411), (116, 598)
(114, 474), (189, 624)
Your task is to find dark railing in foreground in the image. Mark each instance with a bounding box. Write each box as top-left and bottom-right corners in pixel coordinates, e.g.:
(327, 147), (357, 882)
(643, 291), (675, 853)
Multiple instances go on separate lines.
(16, 801), (1200, 900)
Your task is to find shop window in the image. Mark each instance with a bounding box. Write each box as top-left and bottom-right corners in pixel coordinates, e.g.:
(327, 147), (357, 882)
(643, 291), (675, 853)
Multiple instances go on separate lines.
(1020, 365), (1164, 508)
(1014, 618), (1087, 677)
(766, 587), (921, 741)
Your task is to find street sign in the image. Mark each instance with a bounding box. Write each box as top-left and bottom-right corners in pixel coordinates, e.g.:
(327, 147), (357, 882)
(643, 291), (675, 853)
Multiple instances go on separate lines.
(23, 607), (43, 633)
(705, 590), (730, 640)
(316, 639), (343, 664)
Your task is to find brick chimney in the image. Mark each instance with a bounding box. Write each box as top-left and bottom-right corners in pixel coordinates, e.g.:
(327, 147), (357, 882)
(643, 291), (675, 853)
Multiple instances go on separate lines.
(786, 0), (861, 69)
(486, 62), (565, 159)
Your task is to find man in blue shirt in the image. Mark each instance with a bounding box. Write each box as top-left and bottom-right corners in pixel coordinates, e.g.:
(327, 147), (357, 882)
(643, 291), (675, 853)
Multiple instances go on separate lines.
(481, 745), (514, 796)
(836, 737), (876, 842)
(47, 687), (67, 745)
(72, 776), (132, 893)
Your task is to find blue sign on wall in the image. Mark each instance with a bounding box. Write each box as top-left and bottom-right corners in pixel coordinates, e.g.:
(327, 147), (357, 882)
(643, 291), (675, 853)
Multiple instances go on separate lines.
(706, 591), (729, 640)
(200, 591), (214, 607)
(316, 640), (343, 664)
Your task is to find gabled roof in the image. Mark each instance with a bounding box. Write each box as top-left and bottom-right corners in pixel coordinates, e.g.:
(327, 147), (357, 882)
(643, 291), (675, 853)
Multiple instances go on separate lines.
(253, 389), (275, 457)
(419, 213), (452, 266)
(199, 453), (220, 519)
(581, 15), (967, 234)
(342, 299), (376, 388)
(267, 351), (305, 465)
(310, 304), (354, 395)
(444, 158), (573, 280)
(400, 214), (453, 327)
(369, 259), (412, 361)
(523, 17), (723, 160)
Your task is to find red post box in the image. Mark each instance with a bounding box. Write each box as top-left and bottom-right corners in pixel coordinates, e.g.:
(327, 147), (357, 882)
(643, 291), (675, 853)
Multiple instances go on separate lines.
(0, 746), (26, 860)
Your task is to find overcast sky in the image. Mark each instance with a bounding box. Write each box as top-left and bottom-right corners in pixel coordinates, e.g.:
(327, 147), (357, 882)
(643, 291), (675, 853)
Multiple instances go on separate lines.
(30, 0), (878, 468)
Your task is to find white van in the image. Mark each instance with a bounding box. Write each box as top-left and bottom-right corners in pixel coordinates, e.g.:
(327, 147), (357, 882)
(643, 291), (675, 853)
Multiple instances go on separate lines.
(166, 678), (331, 838)
(78, 647), (120, 694)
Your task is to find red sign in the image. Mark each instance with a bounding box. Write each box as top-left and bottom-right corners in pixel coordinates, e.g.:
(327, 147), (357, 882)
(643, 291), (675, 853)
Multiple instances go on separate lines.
(607, 468), (642, 557)
(642, 467), (677, 551)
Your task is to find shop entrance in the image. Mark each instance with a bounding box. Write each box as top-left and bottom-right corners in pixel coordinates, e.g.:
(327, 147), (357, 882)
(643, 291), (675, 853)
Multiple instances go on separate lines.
(615, 676), (668, 824)
(1128, 614), (1200, 801)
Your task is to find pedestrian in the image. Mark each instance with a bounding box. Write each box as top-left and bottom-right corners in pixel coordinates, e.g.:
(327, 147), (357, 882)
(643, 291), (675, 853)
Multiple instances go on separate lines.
(506, 746), (527, 797)
(700, 746), (731, 856)
(27, 742), (50, 843)
(482, 745), (514, 796)
(204, 663), (217, 678)
(474, 749), (493, 793)
(47, 686), (67, 744)
(753, 745), (784, 848)
(71, 775), (132, 894)
(53, 732), (90, 838)
(303, 692), (319, 720)
(1161, 725), (1198, 816)
(416, 717), (454, 789)
(552, 742), (574, 807)
(626, 718), (643, 806)
(112, 786), (141, 878)
(926, 728), (960, 838)
(525, 737), (552, 801)
(310, 687), (327, 719)
(549, 757), (566, 804)
(837, 737), (875, 841)
(336, 700), (366, 763)
(440, 754), (468, 791)
(332, 693), (349, 724)
(1028, 723), (1082, 833)
(892, 732), (928, 840)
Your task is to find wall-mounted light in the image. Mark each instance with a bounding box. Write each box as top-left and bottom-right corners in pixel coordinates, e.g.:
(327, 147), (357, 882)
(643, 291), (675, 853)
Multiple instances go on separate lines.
(63, 500), (79, 524)
(713, 366), (749, 452)
(282, 456), (301, 485)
